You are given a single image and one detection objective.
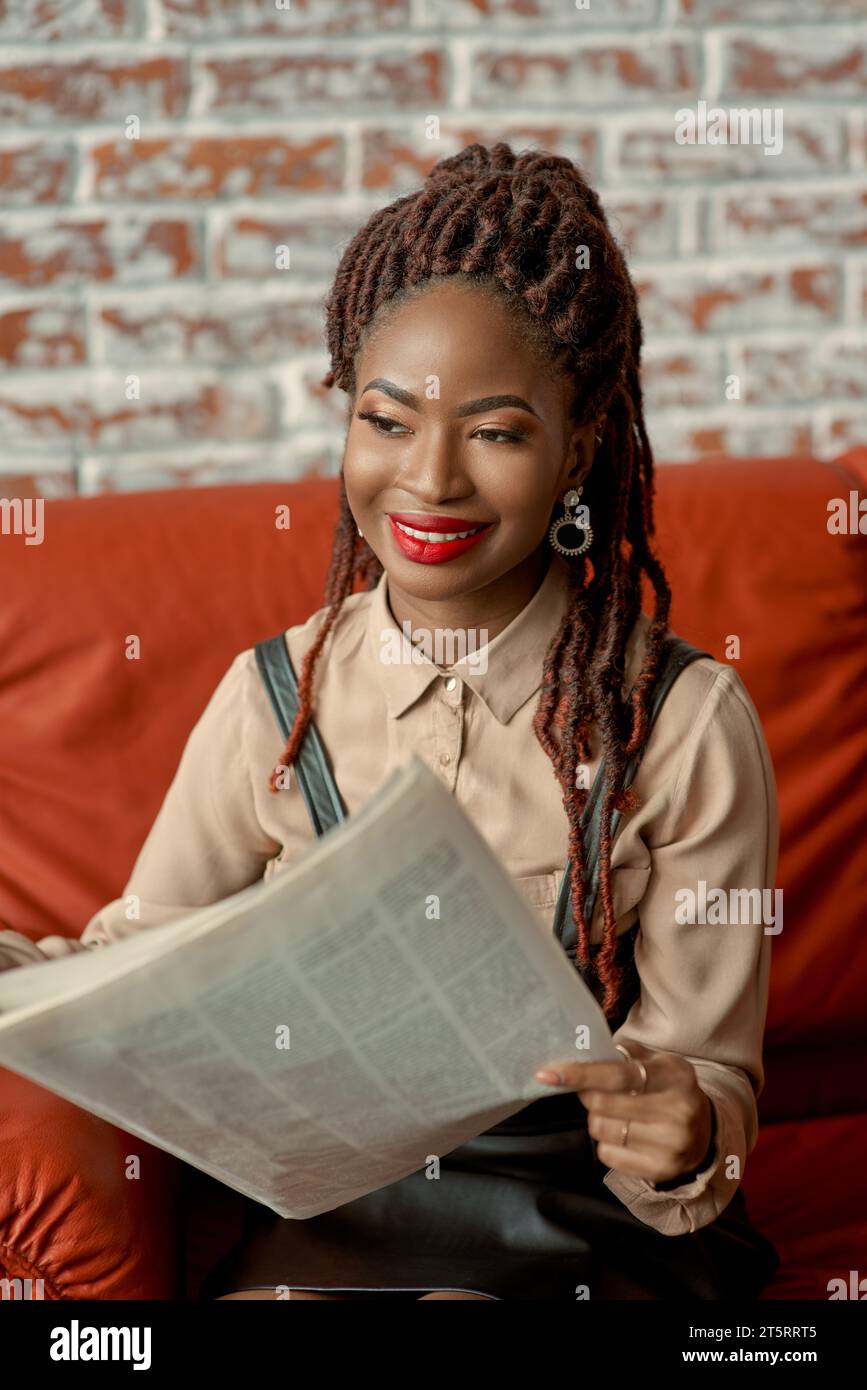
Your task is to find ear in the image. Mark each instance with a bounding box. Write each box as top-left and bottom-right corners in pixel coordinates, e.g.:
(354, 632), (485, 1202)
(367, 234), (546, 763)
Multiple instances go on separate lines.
(556, 421), (598, 495)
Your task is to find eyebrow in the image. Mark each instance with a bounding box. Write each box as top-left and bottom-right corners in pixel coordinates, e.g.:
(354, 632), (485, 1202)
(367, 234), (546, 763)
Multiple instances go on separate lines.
(359, 377), (541, 421)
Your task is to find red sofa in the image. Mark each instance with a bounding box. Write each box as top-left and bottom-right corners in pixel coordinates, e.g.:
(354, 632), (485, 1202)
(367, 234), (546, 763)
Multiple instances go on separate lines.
(1, 451), (866, 1300)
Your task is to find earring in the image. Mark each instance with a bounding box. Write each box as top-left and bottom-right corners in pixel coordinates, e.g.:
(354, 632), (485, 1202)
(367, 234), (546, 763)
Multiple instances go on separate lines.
(357, 526), (364, 538)
(549, 487), (593, 556)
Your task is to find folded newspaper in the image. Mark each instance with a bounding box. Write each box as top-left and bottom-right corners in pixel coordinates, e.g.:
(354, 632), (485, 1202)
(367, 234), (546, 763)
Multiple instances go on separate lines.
(0, 755), (619, 1219)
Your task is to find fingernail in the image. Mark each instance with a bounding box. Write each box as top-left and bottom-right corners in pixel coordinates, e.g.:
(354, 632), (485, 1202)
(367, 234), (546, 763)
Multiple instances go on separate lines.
(535, 1068), (562, 1084)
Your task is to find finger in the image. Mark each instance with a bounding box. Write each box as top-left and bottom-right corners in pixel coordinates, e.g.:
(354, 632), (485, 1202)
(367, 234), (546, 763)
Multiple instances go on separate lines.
(594, 1138), (675, 1181)
(588, 1111), (666, 1151)
(582, 1089), (672, 1121)
(536, 1060), (660, 1093)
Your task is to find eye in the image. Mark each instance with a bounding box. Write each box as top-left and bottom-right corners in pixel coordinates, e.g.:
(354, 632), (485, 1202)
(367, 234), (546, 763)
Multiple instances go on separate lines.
(356, 411), (409, 436)
(474, 428), (526, 445)
(356, 411), (526, 445)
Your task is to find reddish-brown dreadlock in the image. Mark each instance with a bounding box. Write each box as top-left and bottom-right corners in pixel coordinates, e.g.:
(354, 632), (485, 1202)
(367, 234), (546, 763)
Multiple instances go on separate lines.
(267, 142), (672, 1022)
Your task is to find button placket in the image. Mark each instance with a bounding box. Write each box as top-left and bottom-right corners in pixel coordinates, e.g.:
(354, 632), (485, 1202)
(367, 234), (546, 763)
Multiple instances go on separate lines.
(434, 674), (463, 787)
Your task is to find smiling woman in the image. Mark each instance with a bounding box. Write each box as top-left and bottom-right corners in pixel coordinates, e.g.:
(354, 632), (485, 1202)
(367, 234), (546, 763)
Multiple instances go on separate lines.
(188, 143), (782, 1302)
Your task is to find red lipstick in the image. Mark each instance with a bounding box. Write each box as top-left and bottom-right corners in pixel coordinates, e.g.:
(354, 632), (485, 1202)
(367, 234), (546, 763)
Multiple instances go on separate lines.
(386, 512), (494, 565)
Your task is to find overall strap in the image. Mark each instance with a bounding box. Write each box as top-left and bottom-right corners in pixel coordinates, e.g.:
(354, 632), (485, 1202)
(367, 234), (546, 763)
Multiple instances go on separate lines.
(254, 634), (348, 838)
(552, 635), (712, 954)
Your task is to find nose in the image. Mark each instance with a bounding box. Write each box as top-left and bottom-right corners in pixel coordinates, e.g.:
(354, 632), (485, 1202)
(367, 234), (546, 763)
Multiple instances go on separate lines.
(392, 431), (473, 506)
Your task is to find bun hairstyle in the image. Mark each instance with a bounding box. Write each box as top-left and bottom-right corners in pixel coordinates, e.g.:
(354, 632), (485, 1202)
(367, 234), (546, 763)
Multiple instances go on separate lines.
(269, 142), (671, 1021)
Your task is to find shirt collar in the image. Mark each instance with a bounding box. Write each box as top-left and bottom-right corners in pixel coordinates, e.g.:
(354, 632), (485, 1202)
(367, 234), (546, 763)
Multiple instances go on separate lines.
(363, 552), (574, 725)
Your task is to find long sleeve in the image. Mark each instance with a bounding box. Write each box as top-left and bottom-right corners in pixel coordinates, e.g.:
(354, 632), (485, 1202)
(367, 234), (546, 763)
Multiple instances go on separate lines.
(604, 664), (779, 1236)
(0, 652), (280, 973)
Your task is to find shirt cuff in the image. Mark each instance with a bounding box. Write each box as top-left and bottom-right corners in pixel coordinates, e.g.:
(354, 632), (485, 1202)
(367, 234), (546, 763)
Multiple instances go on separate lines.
(600, 1084), (747, 1236)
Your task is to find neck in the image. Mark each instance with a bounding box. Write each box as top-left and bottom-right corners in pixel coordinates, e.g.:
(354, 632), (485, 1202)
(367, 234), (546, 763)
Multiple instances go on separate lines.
(385, 546), (552, 649)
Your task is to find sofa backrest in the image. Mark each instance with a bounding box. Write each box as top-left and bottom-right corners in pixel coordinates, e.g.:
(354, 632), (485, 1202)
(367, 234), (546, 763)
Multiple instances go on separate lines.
(652, 449), (867, 1119)
(2, 451), (865, 1119)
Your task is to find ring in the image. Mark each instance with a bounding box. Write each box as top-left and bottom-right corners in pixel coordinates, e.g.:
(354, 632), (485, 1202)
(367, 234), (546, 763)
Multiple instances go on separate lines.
(616, 1043), (648, 1096)
(621, 1121), (630, 1147)
(629, 1060), (648, 1097)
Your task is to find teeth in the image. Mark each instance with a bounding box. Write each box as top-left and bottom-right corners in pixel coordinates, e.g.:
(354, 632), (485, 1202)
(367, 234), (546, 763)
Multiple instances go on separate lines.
(394, 521), (483, 542)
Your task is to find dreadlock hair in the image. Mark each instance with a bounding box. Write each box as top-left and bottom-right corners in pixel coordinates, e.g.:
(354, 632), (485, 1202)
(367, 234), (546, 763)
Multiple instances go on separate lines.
(267, 142), (672, 1022)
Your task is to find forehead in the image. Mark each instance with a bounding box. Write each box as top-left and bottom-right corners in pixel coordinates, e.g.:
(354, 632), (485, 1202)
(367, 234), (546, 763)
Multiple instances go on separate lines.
(355, 280), (566, 401)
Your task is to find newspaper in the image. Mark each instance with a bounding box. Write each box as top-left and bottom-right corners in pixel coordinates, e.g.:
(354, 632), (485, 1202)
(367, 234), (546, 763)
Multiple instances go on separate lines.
(0, 755), (619, 1219)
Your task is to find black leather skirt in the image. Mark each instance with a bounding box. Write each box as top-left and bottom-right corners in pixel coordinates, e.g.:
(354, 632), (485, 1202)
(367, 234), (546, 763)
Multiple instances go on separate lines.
(197, 1091), (779, 1301)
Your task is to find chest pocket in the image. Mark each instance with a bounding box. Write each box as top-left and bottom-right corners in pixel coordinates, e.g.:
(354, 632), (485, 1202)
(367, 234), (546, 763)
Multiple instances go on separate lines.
(513, 872), (563, 934)
(515, 866), (652, 943)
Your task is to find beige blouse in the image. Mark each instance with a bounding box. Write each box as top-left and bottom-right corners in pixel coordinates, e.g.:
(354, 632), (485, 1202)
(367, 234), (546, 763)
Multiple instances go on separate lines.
(0, 551), (778, 1239)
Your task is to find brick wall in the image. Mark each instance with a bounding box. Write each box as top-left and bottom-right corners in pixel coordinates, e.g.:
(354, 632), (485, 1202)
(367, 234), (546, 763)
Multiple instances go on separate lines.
(1, 0), (866, 496)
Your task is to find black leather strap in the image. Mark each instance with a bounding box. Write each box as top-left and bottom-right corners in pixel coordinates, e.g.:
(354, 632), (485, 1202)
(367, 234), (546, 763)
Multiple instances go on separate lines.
(254, 634), (347, 837)
(552, 635), (712, 954)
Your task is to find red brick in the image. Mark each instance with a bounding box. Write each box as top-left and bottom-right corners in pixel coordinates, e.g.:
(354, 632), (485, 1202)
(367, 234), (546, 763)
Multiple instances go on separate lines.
(90, 135), (344, 200)
(719, 32), (867, 98)
(715, 185), (867, 251)
(823, 410), (867, 452)
(78, 443), (336, 493)
(0, 376), (274, 448)
(0, 464), (76, 497)
(164, 0), (410, 37)
(678, 0), (867, 19)
(736, 338), (867, 404)
(217, 216), (360, 280)
(611, 111), (846, 180)
(0, 0), (140, 40)
(425, 0), (660, 26)
(472, 39), (698, 105)
(94, 380), (274, 448)
(0, 56), (187, 125)
(200, 50), (446, 116)
(649, 411), (813, 464)
(0, 217), (201, 288)
(0, 143), (76, 204)
(603, 194), (678, 259)
(361, 125), (599, 193)
(0, 304), (86, 368)
(641, 344), (726, 409)
(636, 263), (841, 334)
(97, 296), (326, 363)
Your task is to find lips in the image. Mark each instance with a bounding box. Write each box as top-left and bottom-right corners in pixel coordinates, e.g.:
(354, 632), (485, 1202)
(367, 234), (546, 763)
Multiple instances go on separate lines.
(386, 512), (494, 565)
(388, 512), (491, 536)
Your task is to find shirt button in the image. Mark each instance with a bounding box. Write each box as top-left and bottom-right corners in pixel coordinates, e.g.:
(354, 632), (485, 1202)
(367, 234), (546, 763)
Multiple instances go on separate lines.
(439, 752), (451, 765)
(444, 677), (457, 692)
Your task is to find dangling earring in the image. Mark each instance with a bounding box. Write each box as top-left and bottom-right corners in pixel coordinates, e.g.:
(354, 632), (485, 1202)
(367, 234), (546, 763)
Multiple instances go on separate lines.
(548, 487), (593, 556)
(357, 526), (364, 538)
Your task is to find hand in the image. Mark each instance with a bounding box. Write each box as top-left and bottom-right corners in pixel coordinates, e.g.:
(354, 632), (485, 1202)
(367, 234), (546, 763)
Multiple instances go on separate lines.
(534, 1041), (714, 1186)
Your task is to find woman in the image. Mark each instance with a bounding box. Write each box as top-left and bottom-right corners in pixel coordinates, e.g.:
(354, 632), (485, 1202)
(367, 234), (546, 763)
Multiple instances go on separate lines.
(0, 143), (781, 1300)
